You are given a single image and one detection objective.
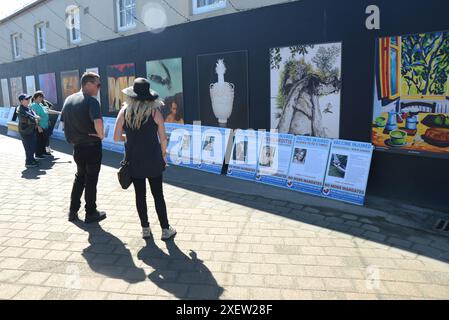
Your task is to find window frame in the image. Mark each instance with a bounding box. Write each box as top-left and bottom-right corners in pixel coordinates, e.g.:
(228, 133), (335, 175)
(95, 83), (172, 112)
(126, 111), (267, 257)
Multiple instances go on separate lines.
(116, 0), (136, 32)
(192, 0), (227, 15)
(12, 34), (21, 59)
(36, 22), (47, 54)
(68, 7), (81, 44)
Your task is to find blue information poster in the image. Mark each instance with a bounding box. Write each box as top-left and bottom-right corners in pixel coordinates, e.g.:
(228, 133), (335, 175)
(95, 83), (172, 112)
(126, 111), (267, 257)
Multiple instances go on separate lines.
(286, 136), (332, 196)
(198, 126), (232, 175)
(102, 116), (124, 153)
(322, 140), (374, 206)
(166, 124), (199, 169)
(227, 129), (260, 181)
(255, 132), (295, 188)
(52, 114), (65, 140)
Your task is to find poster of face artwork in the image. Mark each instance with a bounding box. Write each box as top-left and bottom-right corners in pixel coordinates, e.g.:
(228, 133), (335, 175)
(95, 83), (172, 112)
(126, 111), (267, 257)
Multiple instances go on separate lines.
(199, 126), (232, 175)
(107, 63), (135, 113)
(10, 77), (23, 106)
(25, 76), (36, 96)
(1, 79), (11, 107)
(146, 58), (184, 124)
(61, 70), (80, 101)
(38, 73), (58, 105)
(270, 42), (342, 138)
(197, 51), (249, 129)
(372, 30), (449, 158)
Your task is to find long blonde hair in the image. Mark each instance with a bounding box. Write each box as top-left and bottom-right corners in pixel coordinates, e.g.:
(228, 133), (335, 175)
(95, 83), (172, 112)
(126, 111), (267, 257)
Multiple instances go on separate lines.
(123, 96), (162, 130)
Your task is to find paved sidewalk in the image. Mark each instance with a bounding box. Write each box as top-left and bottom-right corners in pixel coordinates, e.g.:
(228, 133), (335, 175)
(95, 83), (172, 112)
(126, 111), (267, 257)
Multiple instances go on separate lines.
(1, 131), (449, 300)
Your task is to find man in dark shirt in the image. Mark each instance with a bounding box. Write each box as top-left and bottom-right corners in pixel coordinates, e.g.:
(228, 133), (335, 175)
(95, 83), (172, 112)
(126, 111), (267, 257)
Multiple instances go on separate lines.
(62, 72), (106, 223)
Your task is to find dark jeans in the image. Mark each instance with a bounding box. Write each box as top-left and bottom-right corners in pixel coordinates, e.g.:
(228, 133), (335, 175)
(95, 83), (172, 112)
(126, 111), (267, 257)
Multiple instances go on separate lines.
(70, 143), (102, 215)
(21, 133), (36, 165)
(36, 129), (49, 156)
(132, 175), (169, 229)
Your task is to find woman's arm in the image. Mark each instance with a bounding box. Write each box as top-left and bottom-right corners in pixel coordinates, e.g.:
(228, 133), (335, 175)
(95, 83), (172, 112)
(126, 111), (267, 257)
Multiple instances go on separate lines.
(153, 108), (167, 158)
(47, 109), (61, 115)
(114, 108), (126, 142)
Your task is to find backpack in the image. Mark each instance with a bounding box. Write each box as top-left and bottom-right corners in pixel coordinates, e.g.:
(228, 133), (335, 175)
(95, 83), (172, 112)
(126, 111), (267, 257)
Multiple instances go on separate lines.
(16, 106), (36, 136)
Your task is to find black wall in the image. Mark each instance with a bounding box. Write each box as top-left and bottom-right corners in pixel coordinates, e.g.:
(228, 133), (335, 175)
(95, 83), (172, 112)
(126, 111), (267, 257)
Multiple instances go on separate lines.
(1, 0), (448, 210)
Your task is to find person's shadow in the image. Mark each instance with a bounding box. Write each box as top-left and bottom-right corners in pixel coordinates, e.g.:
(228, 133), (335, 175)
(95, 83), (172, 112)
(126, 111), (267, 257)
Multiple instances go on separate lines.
(74, 220), (146, 284)
(21, 156), (69, 180)
(137, 236), (224, 300)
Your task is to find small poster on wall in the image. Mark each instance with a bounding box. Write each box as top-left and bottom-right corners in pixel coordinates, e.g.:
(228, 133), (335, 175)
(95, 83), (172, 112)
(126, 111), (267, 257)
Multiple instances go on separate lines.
(86, 67), (101, 102)
(227, 129), (260, 181)
(197, 51), (249, 129)
(198, 126), (232, 175)
(372, 30), (449, 159)
(61, 70), (80, 101)
(146, 58), (184, 124)
(38, 73), (58, 105)
(286, 136), (332, 196)
(10, 77), (23, 106)
(107, 63), (135, 113)
(166, 124), (198, 169)
(1, 79), (11, 107)
(102, 117), (124, 153)
(322, 140), (374, 206)
(270, 42), (342, 138)
(255, 132), (295, 188)
(165, 123), (185, 164)
(25, 76), (36, 96)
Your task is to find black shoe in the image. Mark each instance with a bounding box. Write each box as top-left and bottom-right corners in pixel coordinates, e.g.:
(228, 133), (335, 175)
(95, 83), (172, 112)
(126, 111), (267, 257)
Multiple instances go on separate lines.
(68, 211), (79, 222)
(85, 211), (107, 224)
(25, 163), (38, 168)
(35, 155), (45, 160)
(43, 152), (53, 157)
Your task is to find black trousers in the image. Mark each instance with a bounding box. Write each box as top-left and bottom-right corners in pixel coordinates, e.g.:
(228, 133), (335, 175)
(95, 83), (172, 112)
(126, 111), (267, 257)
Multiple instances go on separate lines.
(35, 129), (49, 156)
(132, 175), (169, 229)
(21, 133), (37, 165)
(70, 143), (102, 215)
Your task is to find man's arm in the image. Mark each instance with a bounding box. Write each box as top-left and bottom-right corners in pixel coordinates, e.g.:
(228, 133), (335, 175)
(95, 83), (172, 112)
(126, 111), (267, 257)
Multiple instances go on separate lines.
(93, 119), (105, 140)
(88, 97), (104, 140)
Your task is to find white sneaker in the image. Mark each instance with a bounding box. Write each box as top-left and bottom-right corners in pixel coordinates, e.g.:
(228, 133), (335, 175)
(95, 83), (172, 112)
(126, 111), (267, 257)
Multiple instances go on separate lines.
(46, 147), (53, 153)
(161, 226), (177, 241)
(142, 227), (152, 239)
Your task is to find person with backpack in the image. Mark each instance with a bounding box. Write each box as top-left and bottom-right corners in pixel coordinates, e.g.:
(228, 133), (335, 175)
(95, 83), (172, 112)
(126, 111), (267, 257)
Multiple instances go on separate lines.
(16, 94), (40, 168)
(113, 78), (176, 241)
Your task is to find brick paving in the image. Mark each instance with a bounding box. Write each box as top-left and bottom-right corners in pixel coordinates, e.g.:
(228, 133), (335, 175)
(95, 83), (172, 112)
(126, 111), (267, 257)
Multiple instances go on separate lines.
(1, 130), (449, 300)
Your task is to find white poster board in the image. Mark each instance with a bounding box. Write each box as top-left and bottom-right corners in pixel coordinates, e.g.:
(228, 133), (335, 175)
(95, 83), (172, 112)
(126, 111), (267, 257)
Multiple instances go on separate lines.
(255, 132), (295, 188)
(286, 136), (332, 196)
(198, 125), (232, 175)
(25, 76), (36, 96)
(102, 116), (124, 153)
(1, 79), (11, 108)
(322, 140), (374, 206)
(227, 129), (260, 181)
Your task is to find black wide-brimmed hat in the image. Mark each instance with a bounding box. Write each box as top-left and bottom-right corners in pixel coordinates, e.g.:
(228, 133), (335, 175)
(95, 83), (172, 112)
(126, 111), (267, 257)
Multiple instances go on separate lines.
(122, 77), (159, 101)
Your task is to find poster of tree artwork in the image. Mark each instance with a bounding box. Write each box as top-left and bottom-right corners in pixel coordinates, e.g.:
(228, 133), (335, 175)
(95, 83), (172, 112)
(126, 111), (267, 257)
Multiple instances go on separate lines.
(107, 63), (135, 113)
(372, 30), (449, 158)
(146, 58), (184, 124)
(270, 43), (342, 138)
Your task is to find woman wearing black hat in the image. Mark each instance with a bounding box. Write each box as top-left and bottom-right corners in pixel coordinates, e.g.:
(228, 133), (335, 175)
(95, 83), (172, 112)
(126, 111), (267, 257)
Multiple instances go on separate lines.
(114, 78), (176, 241)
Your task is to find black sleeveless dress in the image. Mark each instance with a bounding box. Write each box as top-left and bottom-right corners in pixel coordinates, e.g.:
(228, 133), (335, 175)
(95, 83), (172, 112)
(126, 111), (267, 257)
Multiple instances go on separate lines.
(123, 111), (165, 179)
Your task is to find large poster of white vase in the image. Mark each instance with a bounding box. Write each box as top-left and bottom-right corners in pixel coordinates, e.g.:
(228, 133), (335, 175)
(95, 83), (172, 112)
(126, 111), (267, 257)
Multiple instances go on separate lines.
(146, 58), (184, 124)
(270, 42), (342, 138)
(197, 51), (249, 129)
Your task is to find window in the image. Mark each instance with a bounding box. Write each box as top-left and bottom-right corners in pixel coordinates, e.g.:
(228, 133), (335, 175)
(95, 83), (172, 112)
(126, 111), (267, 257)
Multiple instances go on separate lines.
(36, 23), (46, 53)
(192, 0), (227, 15)
(11, 34), (20, 59)
(117, 0), (136, 31)
(68, 7), (81, 43)
(379, 37), (400, 100)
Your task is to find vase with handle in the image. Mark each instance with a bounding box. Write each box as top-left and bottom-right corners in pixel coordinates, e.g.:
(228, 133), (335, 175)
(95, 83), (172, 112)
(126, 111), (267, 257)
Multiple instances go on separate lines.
(210, 59), (234, 127)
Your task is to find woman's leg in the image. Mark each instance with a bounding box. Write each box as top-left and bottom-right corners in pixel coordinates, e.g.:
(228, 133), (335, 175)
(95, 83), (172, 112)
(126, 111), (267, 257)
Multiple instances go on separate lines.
(35, 131), (44, 157)
(148, 175), (169, 229)
(132, 178), (150, 228)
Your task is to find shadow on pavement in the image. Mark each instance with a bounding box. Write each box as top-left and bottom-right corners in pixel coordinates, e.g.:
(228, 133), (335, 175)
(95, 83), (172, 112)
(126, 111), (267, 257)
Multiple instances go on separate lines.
(73, 220), (147, 284)
(137, 236), (224, 299)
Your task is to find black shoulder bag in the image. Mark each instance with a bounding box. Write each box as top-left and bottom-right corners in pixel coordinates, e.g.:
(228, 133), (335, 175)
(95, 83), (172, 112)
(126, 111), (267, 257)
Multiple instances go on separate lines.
(118, 159), (132, 190)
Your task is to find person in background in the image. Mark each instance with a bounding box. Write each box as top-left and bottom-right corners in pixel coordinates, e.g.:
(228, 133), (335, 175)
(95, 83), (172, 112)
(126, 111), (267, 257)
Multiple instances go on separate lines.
(62, 72), (106, 224)
(114, 78), (176, 241)
(31, 91), (61, 159)
(16, 94), (40, 168)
